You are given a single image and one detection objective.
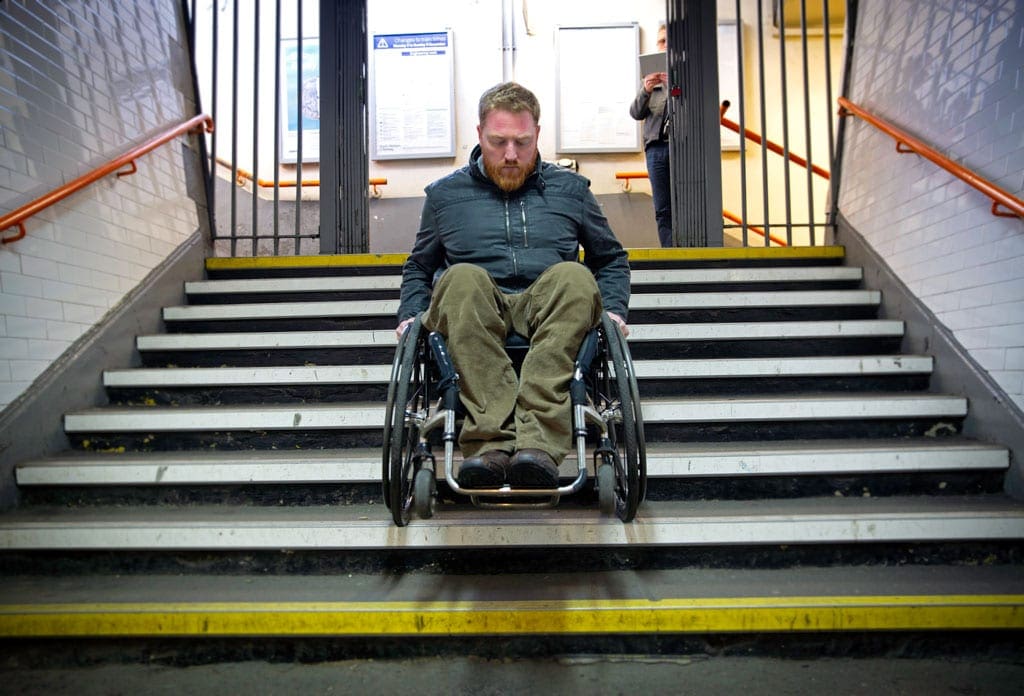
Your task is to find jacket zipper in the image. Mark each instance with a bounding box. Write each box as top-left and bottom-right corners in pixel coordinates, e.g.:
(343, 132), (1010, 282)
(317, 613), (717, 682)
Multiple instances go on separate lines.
(504, 197), (519, 277)
(520, 199), (529, 248)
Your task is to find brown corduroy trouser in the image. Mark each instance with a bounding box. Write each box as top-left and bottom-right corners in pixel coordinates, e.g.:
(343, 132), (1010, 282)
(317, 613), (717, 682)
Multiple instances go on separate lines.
(422, 262), (603, 462)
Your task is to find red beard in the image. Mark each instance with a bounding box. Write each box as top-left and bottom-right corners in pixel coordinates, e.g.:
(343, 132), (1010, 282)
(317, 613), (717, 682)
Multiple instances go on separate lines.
(484, 159), (530, 192)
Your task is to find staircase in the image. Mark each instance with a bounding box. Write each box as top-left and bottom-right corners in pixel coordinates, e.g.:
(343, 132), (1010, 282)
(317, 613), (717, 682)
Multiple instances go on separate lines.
(2, 246), (1023, 644)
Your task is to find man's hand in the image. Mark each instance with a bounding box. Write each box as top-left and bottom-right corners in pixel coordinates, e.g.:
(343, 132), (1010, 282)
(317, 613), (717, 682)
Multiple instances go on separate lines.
(395, 317), (415, 340)
(607, 311), (629, 337)
(642, 71), (668, 94)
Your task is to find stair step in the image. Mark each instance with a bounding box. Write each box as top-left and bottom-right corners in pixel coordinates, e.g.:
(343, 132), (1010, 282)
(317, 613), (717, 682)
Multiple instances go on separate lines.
(15, 440), (1009, 486)
(102, 355), (932, 390)
(161, 290), (882, 324)
(63, 394), (967, 434)
(0, 496), (1020, 550)
(2, 564), (1021, 638)
(182, 266), (864, 302)
(133, 321), (905, 363)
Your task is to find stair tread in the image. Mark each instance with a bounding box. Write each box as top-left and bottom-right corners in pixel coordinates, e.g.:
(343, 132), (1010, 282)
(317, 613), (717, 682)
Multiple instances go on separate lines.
(62, 393), (969, 432)
(103, 355), (934, 387)
(135, 320), (906, 351)
(1, 496), (1021, 550)
(15, 439), (1009, 486)
(184, 266), (864, 296)
(162, 290), (882, 320)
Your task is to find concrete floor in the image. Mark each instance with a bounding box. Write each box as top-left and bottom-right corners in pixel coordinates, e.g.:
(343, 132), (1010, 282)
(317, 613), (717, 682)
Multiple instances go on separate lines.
(3, 655), (1023, 695)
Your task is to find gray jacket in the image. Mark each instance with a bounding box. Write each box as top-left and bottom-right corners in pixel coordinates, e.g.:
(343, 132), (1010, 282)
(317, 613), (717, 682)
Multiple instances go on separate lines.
(629, 84), (669, 149)
(397, 145), (630, 321)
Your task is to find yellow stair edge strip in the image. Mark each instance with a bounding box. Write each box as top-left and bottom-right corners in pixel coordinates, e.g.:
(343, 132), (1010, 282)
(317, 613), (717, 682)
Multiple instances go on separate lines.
(1, 594), (1021, 637)
(206, 246), (845, 271)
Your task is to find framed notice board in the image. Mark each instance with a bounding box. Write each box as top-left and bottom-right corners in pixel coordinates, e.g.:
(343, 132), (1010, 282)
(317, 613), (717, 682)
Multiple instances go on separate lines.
(370, 30), (456, 160)
(555, 23), (642, 154)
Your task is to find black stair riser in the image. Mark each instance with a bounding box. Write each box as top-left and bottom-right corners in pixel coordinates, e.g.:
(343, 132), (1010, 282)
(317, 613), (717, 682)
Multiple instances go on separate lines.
(105, 385), (391, 406)
(626, 337), (904, 360)
(205, 266), (405, 280)
(163, 306), (880, 333)
(627, 306), (880, 324)
(631, 375), (930, 397)
(67, 417), (963, 452)
(19, 471), (1005, 509)
(186, 290), (400, 304)
(136, 338), (907, 368)
(1, 543), (1019, 578)
(138, 348), (397, 367)
(641, 418), (963, 442)
(630, 280), (862, 293)
(185, 280), (862, 306)
(104, 376), (930, 406)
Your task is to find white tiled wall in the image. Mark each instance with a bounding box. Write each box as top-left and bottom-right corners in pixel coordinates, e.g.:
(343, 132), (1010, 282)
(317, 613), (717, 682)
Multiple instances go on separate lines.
(839, 0), (1024, 412)
(0, 0), (202, 410)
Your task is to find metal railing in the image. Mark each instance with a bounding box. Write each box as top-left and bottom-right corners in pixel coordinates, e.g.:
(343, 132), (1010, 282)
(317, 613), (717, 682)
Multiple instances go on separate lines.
(0, 115), (213, 245)
(188, 1), (845, 253)
(720, 0), (843, 247)
(838, 97), (1024, 220)
(616, 170), (785, 246)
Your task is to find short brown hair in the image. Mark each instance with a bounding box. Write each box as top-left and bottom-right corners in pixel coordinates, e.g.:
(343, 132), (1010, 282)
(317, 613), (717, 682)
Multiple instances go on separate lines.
(478, 82), (541, 125)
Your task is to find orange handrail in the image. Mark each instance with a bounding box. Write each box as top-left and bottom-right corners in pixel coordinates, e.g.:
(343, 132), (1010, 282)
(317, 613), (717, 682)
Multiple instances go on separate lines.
(217, 158), (388, 198)
(1, 114), (214, 244)
(720, 101), (830, 180)
(838, 97), (1023, 219)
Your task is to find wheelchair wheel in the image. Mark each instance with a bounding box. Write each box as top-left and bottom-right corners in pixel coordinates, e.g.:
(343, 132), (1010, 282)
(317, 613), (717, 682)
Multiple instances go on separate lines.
(600, 313), (646, 522)
(385, 317), (427, 526)
(414, 467), (436, 519)
(381, 319), (416, 510)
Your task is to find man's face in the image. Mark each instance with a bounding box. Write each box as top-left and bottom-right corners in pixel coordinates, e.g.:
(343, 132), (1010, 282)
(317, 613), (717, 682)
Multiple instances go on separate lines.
(657, 27), (667, 52)
(477, 109), (540, 192)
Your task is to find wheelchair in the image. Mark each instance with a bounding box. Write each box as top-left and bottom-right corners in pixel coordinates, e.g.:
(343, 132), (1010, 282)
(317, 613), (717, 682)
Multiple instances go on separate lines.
(382, 312), (646, 526)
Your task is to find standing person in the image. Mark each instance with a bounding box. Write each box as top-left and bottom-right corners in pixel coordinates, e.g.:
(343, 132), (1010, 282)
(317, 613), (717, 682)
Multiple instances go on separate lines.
(395, 82), (631, 490)
(630, 21), (673, 247)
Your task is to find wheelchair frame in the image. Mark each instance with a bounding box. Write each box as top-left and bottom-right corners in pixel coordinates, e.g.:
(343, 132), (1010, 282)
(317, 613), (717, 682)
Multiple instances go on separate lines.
(382, 312), (646, 526)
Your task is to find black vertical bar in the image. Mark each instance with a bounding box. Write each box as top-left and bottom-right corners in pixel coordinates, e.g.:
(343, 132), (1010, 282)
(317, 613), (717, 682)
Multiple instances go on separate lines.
(322, 0), (369, 253)
(800, 0), (815, 244)
(320, 0), (338, 254)
(756, 0), (770, 245)
(251, 0), (260, 256)
(829, 0), (858, 227)
(182, 0), (216, 243)
(231, 0), (239, 255)
(778, 0), (793, 245)
(273, 0), (281, 252)
(669, 0), (723, 247)
(822, 0), (837, 232)
(211, 0), (220, 244)
(734, 2), (749, 246)
(294, 0), (303, 253)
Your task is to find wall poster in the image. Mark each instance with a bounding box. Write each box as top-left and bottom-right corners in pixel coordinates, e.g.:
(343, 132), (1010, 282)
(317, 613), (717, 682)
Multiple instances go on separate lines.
(555, 23), (641, 154)
(280, 37), (320, 163)
(370, 30), (456, 160)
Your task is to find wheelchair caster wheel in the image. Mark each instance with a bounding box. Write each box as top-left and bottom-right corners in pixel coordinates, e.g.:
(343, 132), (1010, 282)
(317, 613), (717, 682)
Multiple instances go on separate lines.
(413, 468), (436, 519)
(597, 463), (616, 516)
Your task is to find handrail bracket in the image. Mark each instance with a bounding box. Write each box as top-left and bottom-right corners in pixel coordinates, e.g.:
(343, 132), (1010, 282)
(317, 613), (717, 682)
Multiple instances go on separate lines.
(2, 222), (27, 245)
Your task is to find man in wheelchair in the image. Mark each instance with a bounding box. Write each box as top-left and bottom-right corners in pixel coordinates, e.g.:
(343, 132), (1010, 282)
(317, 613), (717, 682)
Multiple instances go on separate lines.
(395, 81), (631, 492)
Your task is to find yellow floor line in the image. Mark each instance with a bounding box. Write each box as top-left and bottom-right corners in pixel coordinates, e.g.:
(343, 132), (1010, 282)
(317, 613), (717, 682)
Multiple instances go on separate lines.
(2, 595), (1020, 637)
(206, 246), (846, 271)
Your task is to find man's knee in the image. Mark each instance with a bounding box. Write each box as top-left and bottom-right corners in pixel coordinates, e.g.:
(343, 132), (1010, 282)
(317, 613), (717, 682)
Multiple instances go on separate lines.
(535, 262), (600, 305)
(433, 263), (493, 298)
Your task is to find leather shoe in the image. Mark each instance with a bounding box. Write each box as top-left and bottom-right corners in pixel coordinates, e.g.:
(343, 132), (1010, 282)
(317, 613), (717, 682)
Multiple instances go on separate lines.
(457, 449), (510, 488)
(509, 448), (560, 489)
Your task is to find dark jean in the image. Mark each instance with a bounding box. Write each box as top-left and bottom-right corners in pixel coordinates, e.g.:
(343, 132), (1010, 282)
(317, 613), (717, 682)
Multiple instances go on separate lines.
(645, 140), (673, 247)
